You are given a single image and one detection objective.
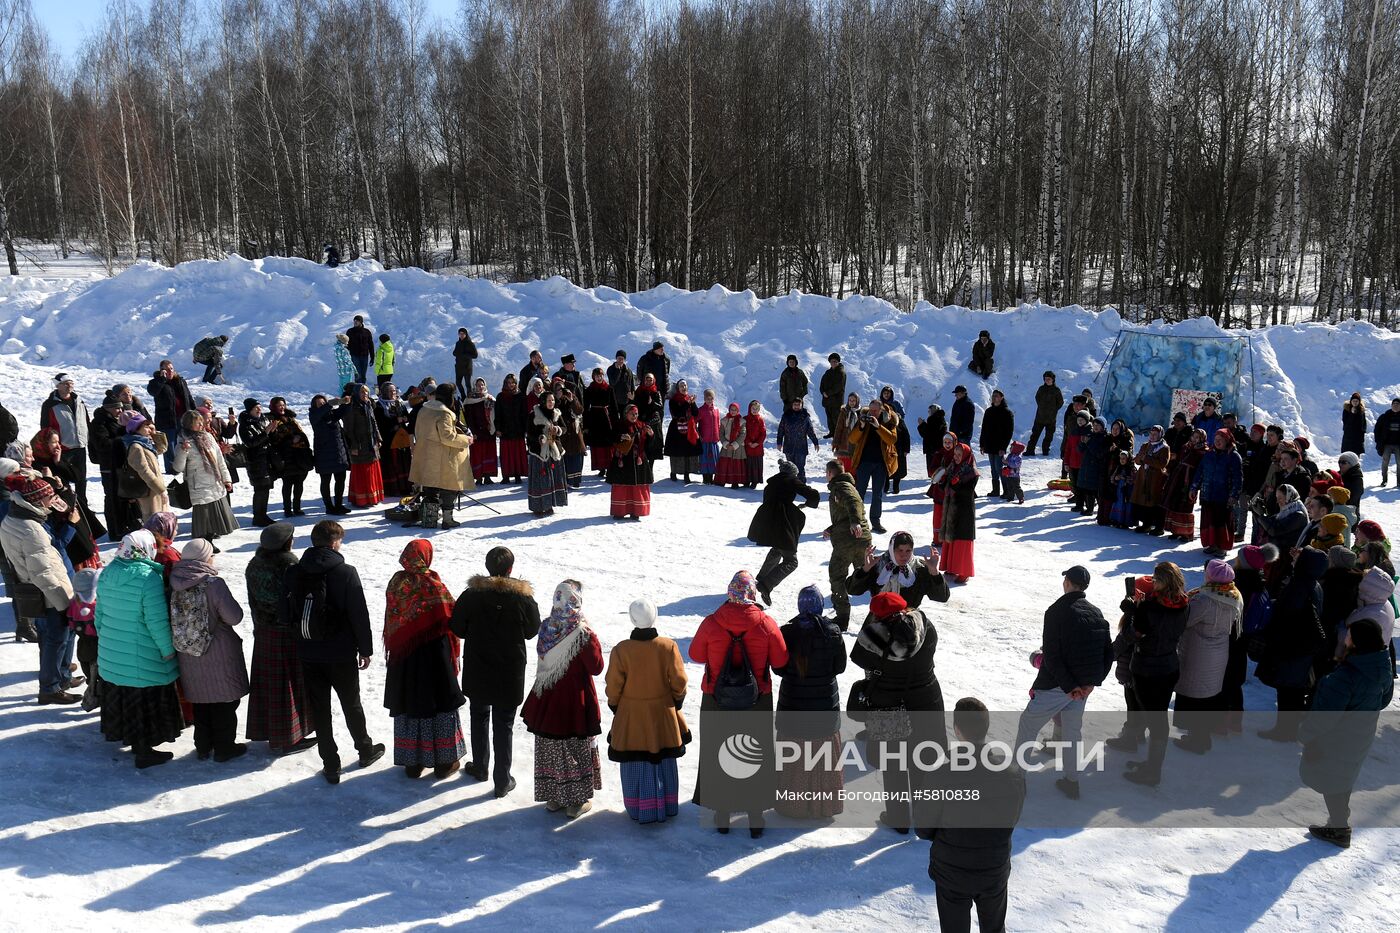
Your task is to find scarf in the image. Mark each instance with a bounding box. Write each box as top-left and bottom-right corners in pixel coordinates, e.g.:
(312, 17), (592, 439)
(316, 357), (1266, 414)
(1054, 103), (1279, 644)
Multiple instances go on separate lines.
(727, 570), (759, 605)
(532, 581), (589, 695)
(383, 540), (458, 667)
(856, 610), (926, 661)
(122, 432), (157, 455)
(874, 553), (920, 592)
(722, 412), (743, 444)
(117, 530), (157, 561)
(532, 405), (564, 461)
(185, 427), (219, 471)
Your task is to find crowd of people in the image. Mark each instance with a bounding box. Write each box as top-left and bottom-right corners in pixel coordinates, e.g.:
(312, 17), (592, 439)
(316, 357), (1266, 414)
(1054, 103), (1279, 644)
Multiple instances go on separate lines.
(0, 323), (1397, 933)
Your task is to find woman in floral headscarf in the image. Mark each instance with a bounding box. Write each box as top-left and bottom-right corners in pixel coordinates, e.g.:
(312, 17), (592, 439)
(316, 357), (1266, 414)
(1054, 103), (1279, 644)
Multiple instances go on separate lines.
(522, 580), (604, 818)
(383, 539), (466, 779)
(95, 530), (182, 768)
(938, 442), (979, 583)
(688, 570), (788, 837)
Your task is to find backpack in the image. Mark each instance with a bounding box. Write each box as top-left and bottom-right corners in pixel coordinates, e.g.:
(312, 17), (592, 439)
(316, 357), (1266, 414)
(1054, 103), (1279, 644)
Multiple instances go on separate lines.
(170, 582), (214, 657)
(713, 630), (760, 710)
(287, 569), (337, 641)
(1242, 589), (1273, 635)
(192, 337), (219, 364)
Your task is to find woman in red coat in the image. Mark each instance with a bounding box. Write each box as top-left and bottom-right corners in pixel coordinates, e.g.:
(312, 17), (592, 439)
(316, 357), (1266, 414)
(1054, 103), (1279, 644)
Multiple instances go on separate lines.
(743, 400), (767, 488)
(689, 570), (789, 837)
(926, 432), (957, 546)
(521, 580), (604, 819)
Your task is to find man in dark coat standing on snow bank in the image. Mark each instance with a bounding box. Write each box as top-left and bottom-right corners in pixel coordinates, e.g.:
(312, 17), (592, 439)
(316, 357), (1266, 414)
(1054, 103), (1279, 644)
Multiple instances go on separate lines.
(1376, 397), (1400, 486)
(148, 360), (196, 474)
(927, 697), (1026, 933)
(449, 546), (542, 798)
(968, 331), (995, 379)
(819, 353), (846, 439)
(747, 459), (820, 606)
(453, 327), (479, 400)
(948, 386), (975, 444)
(978, 390), (1014, 499)
(1012, 565), (1112, 801)
(637, 341), (671, 400)
(346, 315), (374, 384)
(779, 354), (810, 409)
(282, 520), (384, 784)
(1026, 372), (1063, 456)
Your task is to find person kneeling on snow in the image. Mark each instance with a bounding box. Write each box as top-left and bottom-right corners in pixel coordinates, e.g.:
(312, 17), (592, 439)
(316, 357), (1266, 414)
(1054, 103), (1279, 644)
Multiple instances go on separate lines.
(967, 330), (996, 379)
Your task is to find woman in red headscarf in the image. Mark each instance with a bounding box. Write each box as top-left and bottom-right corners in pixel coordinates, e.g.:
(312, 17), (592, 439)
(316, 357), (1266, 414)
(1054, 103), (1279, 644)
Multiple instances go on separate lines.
(938, 442), (978, 582)
(715, 403), (748, 488)
(383, 539), (466, 779)
(925, 432), (958, 547)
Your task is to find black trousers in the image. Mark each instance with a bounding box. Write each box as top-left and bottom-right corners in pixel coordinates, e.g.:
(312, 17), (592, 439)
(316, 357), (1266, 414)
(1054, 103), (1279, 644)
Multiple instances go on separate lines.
(469, 699), (518, 791)
(252, 483), (272, 520)
(61, 448), (89, 508)
(101, 470), (140, 542)
(1129, 671), (1178, 764)
(756, 547), (798, 593)
(281, 477), (305, 512)
(192, 700), (240, 754)
(319, 472), (346, 509)
(1027, 420), (1056, 456)
(1324, 791), (1351, 827)
(455, 361), (474, 400)
(302, 659), (372, 769)
(932, 866), (1009, 933)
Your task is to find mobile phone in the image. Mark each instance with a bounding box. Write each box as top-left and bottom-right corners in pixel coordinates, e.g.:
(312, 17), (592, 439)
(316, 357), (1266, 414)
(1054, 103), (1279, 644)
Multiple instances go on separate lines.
(1124, 577), (1136, 598)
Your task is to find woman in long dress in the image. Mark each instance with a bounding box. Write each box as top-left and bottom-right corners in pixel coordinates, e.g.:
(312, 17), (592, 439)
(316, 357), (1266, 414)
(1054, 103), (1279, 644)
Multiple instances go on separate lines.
(526, 391), (569, 516)
(462, 378), (499, 484)
(496, 374), (528, 483)
(938, 442), (978, 582)
(172, 410), (239, 547)
(344, 383), (385, 508)
(608, 404), (654, 520)
(522, 580), (605, 818)
(664, 380), (701, 483)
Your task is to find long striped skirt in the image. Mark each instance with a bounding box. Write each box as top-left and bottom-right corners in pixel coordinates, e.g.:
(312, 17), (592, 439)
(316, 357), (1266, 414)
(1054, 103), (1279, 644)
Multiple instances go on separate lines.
(939, 538), (975, 579)
(774, 731), (845, 819)
(245, 625), (311, 751)
(590, 445), (613, 471)
(1199, 500), (1234, 551)
(500, 438), (528, 479)
(698, 441), (720, 474)
(394, 711), (466, 767)
(564, 452), (585, 488)
(470, 436), (499, 481)
(528, 454), (569, 514)
(1165, 506), (1197, 540)
(348, 461), (385, 507)
(715, 452), (747, 485)
(611, 483), (652, 518)
(534, 735), (602, 806)
(381, 447), (412, 497)
(620, 758), (681, 824)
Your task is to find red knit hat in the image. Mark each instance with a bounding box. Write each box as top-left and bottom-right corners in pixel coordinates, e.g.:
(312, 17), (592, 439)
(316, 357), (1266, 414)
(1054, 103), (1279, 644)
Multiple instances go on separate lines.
(1356, 519), (1386, 543)
(870, 592), (908, 619)
(4, 473), (57, 508)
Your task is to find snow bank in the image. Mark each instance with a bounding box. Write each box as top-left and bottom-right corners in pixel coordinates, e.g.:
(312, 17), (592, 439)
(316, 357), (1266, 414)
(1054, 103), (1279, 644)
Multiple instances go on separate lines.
(2, 256), (1396, 453)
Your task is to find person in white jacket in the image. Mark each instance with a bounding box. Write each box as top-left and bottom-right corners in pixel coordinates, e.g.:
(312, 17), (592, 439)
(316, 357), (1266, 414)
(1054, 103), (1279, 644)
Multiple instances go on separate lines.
(1173, 559), (1243, 754)
(172, 410), (239, 550)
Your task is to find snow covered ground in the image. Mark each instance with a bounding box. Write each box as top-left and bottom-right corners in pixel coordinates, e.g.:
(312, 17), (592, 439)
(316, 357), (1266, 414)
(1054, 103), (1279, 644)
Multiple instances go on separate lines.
(1, 258), (1398, 931)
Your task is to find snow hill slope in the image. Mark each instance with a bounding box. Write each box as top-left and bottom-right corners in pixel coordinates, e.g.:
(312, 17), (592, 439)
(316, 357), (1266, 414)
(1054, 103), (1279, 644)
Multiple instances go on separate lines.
(2, 256), (1397, 456)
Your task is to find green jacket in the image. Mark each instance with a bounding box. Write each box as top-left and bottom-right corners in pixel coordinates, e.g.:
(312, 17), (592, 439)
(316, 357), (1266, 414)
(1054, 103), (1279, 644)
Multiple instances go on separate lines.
(374, 340), (395, 376)
(94, 556), (178, 688)
(827, 471), (869, 544)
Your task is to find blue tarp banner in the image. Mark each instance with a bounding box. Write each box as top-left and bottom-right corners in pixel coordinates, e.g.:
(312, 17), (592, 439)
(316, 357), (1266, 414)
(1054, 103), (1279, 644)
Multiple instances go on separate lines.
(1100, 331), (1246, 432)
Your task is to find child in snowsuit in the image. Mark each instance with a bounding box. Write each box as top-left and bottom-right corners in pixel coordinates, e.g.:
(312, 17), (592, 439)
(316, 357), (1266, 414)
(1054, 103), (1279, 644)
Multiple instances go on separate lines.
(1109, 450), (1136, 528)
(67, 567), (102, 710)
(1001, 441), (1025, 504)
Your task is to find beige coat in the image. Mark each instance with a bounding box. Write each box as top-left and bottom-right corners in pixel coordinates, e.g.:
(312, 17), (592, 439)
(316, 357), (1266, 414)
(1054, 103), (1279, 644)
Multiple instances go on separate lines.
(408, 400), (475, 492)
(128, 433), (170, 519)
(0, 493), (75, 611)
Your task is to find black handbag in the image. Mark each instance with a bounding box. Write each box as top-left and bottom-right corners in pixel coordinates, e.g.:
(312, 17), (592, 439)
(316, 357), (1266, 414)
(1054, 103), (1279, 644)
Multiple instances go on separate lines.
(116, 463), (148, 499)
(168, 478), (192, 510)
(224, 445), (248, 469)
(846, 679), (872, 721)
(12, 581), (47, 620)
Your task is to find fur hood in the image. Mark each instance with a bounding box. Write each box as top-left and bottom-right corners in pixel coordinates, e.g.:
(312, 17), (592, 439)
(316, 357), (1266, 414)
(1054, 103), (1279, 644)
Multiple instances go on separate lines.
(467, 574), (534, 597)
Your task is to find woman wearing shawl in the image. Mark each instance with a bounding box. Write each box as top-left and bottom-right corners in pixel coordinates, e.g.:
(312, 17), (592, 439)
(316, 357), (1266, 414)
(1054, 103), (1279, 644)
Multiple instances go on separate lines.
(926, 433), (957, 546)
(383, 539), (467, 779)
(525, 375), (544, 413)
(664, 379), (701, 483)
(582, 368), (615, 478)
(170, 538), (249, 762)
(938, 442), (979, 583)
(878, 386), (911, 495)
(462, 378), (499, 484)
(526, 391), (569, 516)
(30, 427), (107, 561)
(344, 383), (385, 507)
(743, 400), (767, 488)
(634, 373), (666, 466)
(609, 404), (655, 520)
(847, 530), (951, 610)
(773, 585), (846, 819)
(267, 397), (316, 516)
(245, 521), (316, 755)
(373, 383), (413, 497)
(605, 598), (691, 823)
(715, 403), (748, 488)
(95, 531), (183, 768)
(1098, 420), (1135, 527)
(1132, 425), (1173, 536)
(1163, 428), (1208, 541)
(143, 511), (181, 582)
(173, 410), (239, 547)
(496, 374), (529, 482)
(521, 580), (605, 817)
(689, 570), (788, 837)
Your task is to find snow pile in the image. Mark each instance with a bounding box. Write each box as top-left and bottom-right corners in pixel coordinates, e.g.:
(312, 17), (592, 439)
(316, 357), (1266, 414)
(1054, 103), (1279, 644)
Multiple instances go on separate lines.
(2, 256), (1397, 454)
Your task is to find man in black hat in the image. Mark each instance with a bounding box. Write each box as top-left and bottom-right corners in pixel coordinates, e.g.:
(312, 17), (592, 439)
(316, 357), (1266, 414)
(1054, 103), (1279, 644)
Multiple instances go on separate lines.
(637, 341), (670, 399)
(1012, 565), (1112, 800)
(1027, 371), (1063, 456)
(818, 352), (845, 438)
(554, 354), (586, 399)
(607, 349), (636, 413)
(968, 330), (996, 379)
(948, 386), (974, 443)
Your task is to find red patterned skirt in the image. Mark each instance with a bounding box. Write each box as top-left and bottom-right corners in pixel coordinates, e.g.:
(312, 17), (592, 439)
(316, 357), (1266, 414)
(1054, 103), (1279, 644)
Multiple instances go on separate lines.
(500, 438), (528, 479)
(349, 461), (385, 507)
(715, 453), (747, 485)
(1199, 501), (1232, 550)
(610, 484), (652, 518)
(1165, 507), (1197, 540)
(470, 437), (499, 480)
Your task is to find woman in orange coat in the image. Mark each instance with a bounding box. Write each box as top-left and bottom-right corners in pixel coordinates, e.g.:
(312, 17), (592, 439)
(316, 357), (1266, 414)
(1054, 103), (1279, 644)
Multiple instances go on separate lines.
(689, 570), (788, 837)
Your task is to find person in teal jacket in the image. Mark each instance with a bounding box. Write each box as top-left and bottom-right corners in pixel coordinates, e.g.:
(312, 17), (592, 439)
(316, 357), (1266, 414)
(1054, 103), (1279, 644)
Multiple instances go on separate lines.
(374, 333), (395, 387)
(95, 529), (184, 768)
(1298, 618), (1395, 849)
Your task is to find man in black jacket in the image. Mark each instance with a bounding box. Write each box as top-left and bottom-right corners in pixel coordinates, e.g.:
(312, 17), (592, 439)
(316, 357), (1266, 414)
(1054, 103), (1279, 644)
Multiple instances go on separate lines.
(948, 386), (974, 443)
(453, 327), (479, 399)
(818, 353), (846, 438)
(449, 546), (542, 797)
(147, 360), (195, 473)
(1012, 565), (1112, 800)
(607, 350), (636, 414)
(1376, 397), (1400, 485)
(747, 459), (820, 606)
(89, 385), (149, 541)
(0, 400), (17, 449)
(636, 341), (671, 399)
(517, 349), (550, 394)
(968, 331), (995, 379)
(282, 520), (384, 784)
(978, 390), (1014, 499)
(927, 697), (1026, 933)
(1026, 372), (1063, 456)
(346, 315), (374, 384)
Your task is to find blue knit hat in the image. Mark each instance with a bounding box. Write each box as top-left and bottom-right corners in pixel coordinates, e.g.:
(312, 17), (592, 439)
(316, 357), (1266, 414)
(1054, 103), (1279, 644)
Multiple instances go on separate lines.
(797, 585), (825, 618)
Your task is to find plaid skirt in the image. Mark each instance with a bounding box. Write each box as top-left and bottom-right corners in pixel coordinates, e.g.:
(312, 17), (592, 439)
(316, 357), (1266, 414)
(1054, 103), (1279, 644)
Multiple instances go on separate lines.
(1165, 507), (1197, 540)
(528, 454), (569, 514)
(101, 682), (183, 748)
(470, 438), (499, 480)
(349, 461), (385, 506)
(610, 483), (652, 518)
(245, 625), (311, 750)
(620, 758), (680, 823)
(381, 447), (413, 497)
(698, 442), (720, 474)
(191, 496), (239, 540)
(534, 735), (602, 806)
(394, 711), (467, 767)
(500, 439), (528, 478)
